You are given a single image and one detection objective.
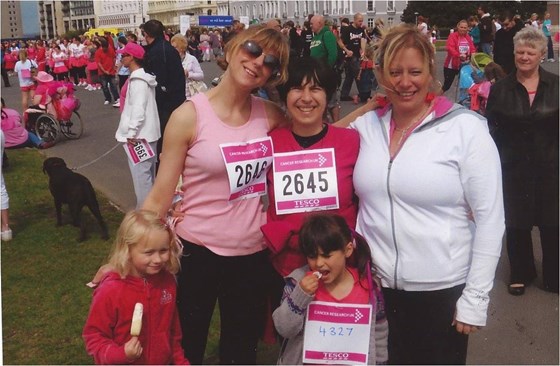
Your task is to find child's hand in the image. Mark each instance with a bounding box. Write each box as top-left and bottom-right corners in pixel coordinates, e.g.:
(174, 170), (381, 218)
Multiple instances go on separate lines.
(124, 336), (143, 361)
(300, 272), (320, 295)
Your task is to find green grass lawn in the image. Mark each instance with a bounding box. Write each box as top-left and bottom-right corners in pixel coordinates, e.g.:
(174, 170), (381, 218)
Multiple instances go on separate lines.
(1, 149), (278, 364)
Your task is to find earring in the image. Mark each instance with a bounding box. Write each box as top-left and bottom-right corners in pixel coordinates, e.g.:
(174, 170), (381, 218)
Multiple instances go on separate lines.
(425, 92), (435, 103)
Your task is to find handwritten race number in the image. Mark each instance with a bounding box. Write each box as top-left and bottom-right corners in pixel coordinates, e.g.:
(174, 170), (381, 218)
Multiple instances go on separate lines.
(273, 148), (339, 215)
(220, 137), (273, 201)
(303, 301), (372, 365)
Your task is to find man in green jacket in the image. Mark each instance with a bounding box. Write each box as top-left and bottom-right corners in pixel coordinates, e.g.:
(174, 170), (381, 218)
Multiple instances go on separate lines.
(310, 15), (340, 121)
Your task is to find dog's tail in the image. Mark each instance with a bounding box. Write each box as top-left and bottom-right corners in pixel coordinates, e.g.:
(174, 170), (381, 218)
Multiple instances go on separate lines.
(85, 181), (109, 240)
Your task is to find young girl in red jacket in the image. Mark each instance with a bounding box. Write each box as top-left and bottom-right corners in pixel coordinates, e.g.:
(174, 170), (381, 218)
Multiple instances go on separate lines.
(83, 210), (190, 365)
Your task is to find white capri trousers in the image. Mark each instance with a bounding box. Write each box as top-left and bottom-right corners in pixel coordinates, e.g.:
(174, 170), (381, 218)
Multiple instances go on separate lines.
(126, 141), (157, 209)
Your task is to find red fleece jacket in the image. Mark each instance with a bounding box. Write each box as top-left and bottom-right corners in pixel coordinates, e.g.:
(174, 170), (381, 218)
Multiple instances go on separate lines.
(83, 271), (189, 365)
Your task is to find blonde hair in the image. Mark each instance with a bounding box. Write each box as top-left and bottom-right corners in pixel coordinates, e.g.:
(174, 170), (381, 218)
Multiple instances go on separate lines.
(170, 33), (188, 54)
(375, 24), (438, 92)
(108, 210), (182, 278)
(18, 49), (28, 62)
(223, 24), (290, 86)
(364, 42), (376, 61)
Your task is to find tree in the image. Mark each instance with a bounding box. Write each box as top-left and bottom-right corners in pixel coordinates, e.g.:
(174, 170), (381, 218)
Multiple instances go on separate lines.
(402, 1), (548, 29)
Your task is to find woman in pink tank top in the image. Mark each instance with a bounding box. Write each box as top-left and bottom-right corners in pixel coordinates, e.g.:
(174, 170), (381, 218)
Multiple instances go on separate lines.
(142, 25), (290, 365)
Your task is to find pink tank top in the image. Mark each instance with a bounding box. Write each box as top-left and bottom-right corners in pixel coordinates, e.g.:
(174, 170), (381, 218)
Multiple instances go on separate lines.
(175, 93), (270, 256)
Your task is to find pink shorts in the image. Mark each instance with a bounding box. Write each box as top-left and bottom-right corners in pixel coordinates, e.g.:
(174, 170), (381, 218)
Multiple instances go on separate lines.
(20, 85), (36, 92)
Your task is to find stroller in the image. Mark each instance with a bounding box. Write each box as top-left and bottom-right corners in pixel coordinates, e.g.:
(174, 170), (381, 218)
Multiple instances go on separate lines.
(455, 52), (493, 113)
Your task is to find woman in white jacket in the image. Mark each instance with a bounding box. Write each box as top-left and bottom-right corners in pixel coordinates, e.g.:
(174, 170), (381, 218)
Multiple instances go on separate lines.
(170, 34), (206, 100)
(114, 42), (160, 208)
(350, 25), (505, 364)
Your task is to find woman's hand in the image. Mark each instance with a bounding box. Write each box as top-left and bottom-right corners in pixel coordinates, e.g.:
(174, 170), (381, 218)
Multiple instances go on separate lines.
(124, 336), (143, 361)
(168, 199), (185, 219)
(452, 316), (481, 335)
(87, 263), (114, 288)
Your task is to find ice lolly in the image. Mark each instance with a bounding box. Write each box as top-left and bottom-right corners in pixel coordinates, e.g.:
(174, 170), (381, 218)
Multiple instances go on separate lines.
(313, 271), (323, 279)
(130, 303), (143, 336)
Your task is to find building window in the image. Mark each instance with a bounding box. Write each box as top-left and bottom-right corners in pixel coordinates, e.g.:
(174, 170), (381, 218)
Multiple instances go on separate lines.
(367, 1), (374, 12)
(367, 18), (374, 28)
(387, 0), (395, 12)
(387, 17), (393, 27)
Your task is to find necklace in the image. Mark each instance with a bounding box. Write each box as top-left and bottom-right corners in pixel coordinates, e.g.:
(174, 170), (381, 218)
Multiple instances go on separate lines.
(394, 124), (414, 147)
(390, 103), (433, 157)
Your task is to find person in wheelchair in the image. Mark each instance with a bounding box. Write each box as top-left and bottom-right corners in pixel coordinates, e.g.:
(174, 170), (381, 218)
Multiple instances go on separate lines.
(25, 71), (80, 130)
(1, 98), (54, 149)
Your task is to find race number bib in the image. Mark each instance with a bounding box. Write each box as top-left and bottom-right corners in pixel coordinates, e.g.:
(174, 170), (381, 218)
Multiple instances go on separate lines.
(123, 139), (155, 165)
(220, 137), (273, 201)
(303, 301), (372, 365)
(273, 148), (339, 215)
(458, 40), (469, 57)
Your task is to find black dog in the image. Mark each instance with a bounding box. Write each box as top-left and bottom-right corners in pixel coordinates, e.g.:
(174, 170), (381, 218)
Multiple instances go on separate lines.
(43, 157), (109, 242)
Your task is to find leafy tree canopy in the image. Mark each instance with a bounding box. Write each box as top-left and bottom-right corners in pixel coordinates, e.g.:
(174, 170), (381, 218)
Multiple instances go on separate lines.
(402, 1), (548, 29)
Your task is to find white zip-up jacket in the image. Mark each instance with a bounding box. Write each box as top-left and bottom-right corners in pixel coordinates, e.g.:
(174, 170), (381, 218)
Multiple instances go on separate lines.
(351, 97), (505, 326)
(115, 68), (161, 143)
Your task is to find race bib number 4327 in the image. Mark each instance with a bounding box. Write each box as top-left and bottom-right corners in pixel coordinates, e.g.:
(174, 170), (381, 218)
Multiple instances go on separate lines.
(303, 301), (372, 365)
(220, 137), (273, 201)
(273, 148), (339, 215)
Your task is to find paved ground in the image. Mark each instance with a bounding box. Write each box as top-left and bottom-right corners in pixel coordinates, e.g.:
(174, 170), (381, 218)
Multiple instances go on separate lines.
(1, 50), (558, 364)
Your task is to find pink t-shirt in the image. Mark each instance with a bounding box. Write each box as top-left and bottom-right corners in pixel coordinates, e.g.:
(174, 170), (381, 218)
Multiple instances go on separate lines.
(119, 79), (129, 113)
(1, 108), (28, 147)
(175, 93), (270, 256)
(314, 267), (369, 304)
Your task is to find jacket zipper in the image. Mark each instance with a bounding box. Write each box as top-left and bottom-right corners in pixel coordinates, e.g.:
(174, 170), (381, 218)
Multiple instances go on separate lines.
(380, 120), (400, 289)
(386, 159), (399, 289)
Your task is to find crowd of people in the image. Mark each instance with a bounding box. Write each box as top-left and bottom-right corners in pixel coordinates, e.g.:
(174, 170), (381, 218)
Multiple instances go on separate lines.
(0, 7), (558, 366)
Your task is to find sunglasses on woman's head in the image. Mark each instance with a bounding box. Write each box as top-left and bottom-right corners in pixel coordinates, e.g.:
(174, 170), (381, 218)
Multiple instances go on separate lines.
(241, 40), (280, 73)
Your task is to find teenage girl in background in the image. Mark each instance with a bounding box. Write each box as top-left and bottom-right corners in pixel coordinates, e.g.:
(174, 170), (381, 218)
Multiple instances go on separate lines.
(273, 214), (388, 365)
(83, 210), (189, 365)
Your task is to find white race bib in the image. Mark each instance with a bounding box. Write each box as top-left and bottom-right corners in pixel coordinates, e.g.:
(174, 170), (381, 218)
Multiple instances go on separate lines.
(220, 137), (273, 201)
(273, 148), (339, 215)
(458, 40), (469, 57)
(303, 301), (372, 365)
(123, 139), (155, 165)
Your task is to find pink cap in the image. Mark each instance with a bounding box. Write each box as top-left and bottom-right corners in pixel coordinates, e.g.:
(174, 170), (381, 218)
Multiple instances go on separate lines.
(117, 42), (145, 59)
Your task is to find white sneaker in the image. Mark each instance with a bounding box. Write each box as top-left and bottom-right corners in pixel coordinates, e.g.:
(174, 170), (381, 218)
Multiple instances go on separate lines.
(112, 100), (120, 108)
(86, 84), (94, 91)
(97, 86), (102, 90)
(104, 101), (110, 105)
(548, 58), (555, 62)
(1, 229), (12, 241)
